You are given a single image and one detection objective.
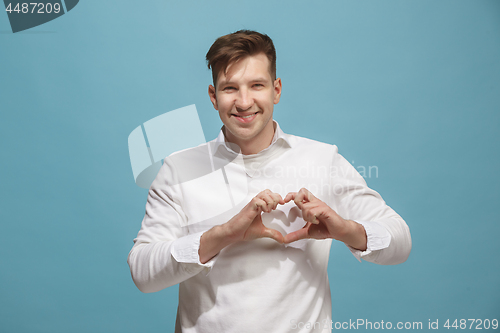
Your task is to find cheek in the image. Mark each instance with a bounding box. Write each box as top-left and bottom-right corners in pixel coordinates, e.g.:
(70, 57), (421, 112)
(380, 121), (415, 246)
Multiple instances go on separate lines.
(261, 94), (276, 108)
(216, 96), (234, 111)
(218, 109), (231, 124)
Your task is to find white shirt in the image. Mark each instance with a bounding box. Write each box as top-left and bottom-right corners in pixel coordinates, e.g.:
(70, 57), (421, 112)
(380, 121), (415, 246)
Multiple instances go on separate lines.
(127, 122), (412, 333)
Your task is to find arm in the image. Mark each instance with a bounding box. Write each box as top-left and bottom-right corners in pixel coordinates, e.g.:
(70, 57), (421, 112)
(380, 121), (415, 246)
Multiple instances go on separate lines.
(283, 148), (411, 265)
(127, 157), (216, 293)
(127, 186), (210, 293)
(129, 189), (285, 291)
(332, 151), (411, 265)
(128, 157), (285, 292)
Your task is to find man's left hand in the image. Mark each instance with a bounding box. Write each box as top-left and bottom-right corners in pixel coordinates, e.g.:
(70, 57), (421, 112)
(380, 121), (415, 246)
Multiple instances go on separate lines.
(283, 188), (367, 251)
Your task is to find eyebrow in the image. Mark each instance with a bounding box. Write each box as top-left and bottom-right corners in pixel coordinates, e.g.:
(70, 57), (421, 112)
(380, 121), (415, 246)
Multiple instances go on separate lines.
(219, 77), (270, 86)
(250, 77), (270, 83)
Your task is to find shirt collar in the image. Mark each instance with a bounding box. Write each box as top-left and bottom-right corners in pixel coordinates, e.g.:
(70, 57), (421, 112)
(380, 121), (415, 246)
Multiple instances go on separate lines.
(213, 120), (292, 156)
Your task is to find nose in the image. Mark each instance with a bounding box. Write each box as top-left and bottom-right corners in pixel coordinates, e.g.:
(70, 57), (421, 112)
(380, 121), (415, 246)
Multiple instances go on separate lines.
(234, 88), (253, 112)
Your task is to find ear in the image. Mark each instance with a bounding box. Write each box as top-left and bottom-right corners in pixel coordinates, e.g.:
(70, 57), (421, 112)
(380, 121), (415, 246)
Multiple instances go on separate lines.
(208, 85), (218, 110)
(273, 78), (282, 104)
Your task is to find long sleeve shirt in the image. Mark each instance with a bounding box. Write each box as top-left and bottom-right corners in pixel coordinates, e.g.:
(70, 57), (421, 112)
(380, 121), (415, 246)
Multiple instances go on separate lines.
(127, 121), (412, 333)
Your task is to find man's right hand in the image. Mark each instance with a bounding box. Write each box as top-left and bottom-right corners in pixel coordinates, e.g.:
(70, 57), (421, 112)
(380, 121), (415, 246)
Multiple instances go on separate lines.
(198, 190), (284, 263)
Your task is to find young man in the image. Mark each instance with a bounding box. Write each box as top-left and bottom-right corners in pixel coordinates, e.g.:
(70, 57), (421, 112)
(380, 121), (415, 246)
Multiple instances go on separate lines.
(128, 30), (411, 333)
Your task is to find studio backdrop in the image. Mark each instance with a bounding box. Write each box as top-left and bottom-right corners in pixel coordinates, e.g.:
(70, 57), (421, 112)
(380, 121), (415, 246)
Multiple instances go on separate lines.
(1, 0), (499, 332)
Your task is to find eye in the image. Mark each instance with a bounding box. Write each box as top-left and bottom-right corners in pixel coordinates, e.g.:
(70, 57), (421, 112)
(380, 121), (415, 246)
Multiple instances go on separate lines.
(253, 83), (264, 88)
(223, 86), (236, 91)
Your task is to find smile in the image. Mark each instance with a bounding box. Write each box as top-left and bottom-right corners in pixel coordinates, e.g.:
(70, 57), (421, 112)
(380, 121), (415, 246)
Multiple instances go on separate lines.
(233, 112), (259, 123)
(233, 112), (258, 118)
(238, 113), (257, 119)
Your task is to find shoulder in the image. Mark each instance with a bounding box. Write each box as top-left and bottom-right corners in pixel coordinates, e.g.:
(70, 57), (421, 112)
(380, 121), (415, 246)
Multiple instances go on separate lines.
(166, 141), (216, 178)
(285, 133), (339, 154)
(168, 139), (212, 156)
(150, 141), (214, 189)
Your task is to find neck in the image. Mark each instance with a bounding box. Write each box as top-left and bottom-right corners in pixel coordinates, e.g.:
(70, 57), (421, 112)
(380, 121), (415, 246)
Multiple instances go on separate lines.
(225, 121), (276, 155)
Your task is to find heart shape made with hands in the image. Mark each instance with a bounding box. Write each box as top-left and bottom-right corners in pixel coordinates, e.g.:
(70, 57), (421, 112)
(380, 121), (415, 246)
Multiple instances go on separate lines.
(259, 189), (341, 244)
(261, 202), (305, 237)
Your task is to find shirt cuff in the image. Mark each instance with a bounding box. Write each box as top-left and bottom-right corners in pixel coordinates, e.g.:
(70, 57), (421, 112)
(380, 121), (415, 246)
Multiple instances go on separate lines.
(347, 220), (391, 262)
(170, 231), (218, 275)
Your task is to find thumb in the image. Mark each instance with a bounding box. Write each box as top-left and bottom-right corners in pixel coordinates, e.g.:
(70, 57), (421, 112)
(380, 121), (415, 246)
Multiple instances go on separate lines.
(261, 227), (284, 244)
(283, 225), (310, 244)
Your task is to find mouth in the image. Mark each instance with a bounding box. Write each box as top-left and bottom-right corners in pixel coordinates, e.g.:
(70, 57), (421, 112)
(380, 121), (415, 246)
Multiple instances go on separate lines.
(232, 111), (259, 123)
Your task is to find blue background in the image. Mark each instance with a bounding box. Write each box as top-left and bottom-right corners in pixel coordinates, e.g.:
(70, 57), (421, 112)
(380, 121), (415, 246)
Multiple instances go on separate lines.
(1, 0), (499, 332)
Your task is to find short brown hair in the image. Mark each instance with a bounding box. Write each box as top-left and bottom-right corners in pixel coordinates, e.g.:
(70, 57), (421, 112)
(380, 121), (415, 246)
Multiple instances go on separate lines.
(206, 30), (276, 86)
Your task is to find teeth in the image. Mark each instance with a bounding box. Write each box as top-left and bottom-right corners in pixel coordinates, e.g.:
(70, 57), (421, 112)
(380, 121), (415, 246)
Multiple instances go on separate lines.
(237, 112), (257, 119)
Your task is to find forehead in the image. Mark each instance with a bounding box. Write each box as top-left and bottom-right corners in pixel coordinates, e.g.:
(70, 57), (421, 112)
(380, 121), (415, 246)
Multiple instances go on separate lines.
(217, 53), (272, 85)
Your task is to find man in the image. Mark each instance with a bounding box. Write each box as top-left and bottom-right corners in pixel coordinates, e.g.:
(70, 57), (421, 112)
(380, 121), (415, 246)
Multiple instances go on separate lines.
(128, 30), (411, 333)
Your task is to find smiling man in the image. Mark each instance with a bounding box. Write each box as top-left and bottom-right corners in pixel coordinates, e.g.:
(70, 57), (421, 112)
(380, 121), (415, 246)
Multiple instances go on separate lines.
(208, 52), (279, 155)
(128, 30), (412, 333)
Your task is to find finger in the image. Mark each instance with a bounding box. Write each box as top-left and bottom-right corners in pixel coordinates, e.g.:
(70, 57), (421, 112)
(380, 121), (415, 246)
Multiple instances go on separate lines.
(283, 225), (310, 243)
(273, 193), (285, 205)
(302, 207), (320, 224)
(298, 187), (318, 203)
(284, 192), (296, 203)
(270, 192), (284, 209)
(293, 191), (305, 209)
(261, 227), (284, 244)
(301, 203), (322, 223)
(309, 213), (319, 225)
(252, 198), (267, 213)
(256, 192), (273, 213)
(260, 191), (284, 211)
(293, 188), (312, 209)
(261, 190), (280, 211)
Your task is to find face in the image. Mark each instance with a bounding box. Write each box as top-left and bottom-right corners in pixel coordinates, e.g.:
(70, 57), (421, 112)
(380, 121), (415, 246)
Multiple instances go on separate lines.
(209, 53), (282, 154)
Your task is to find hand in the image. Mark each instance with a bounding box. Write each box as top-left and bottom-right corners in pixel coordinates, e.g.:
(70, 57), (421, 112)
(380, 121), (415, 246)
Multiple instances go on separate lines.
(283, 188), (367, 250)
(225, 189), (285, 243)
(199, 189), (285, 263)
